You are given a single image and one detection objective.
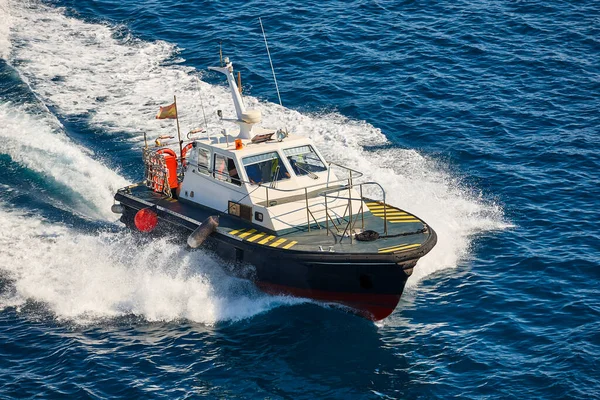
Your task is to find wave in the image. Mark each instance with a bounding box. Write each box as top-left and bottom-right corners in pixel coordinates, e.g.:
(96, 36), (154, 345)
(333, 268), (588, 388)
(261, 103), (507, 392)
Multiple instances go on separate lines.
(0, 102), (129, 220)
(0, 206), (303, 324)
(0, 0), (13, 59)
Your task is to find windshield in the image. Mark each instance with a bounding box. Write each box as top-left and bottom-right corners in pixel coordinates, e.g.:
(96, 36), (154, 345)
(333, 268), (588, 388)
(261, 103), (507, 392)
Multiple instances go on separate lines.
(243, 152), (290, 184)
(283, 145), (327, 176)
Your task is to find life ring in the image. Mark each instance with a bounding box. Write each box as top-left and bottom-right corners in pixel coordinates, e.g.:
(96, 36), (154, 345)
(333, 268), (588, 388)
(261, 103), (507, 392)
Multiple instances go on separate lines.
(181, 143), (194, 166)
(156, 148), (177, 158)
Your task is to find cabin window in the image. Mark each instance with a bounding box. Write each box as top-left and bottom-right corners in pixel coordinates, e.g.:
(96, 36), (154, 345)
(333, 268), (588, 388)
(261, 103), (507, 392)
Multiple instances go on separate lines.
(243, 152), (290, 184)
(283, 145), (327, 176)
(197, 148), (210, 175)
(214, 154), (241, 186)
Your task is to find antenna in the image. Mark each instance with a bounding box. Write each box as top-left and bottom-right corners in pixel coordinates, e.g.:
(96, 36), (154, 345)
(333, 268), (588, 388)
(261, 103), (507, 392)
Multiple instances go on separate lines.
(196, 76), (209, 138)
(259, 17), (283, 107)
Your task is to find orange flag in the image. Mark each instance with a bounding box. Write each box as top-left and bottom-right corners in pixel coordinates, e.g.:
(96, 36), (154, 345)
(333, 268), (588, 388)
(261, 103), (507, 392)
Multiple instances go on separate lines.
(155, 103), (177, 119)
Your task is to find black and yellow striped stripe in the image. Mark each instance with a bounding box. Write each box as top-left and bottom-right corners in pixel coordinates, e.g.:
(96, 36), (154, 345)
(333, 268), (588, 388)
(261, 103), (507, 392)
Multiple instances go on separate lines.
(228, 228), (298, 250)
(365, 202), (421, 223)
(378, 243), (421, 254)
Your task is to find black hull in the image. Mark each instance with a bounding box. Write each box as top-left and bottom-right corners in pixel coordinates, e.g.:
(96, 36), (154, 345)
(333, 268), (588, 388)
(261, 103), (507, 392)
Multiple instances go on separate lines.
(212, 235), (419, 320)
(116, 192), (437, 320)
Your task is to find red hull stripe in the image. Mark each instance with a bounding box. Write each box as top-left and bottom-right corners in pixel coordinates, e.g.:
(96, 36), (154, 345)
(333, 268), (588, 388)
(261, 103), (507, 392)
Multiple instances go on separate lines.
(256, 282), (401, 321)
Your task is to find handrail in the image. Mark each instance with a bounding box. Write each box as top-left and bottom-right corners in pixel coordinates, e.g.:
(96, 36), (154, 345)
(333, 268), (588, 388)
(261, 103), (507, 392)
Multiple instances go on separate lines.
(318, 180), (388, 236)
(257, 162), (364, 234)
(185, 154), (362, 195)
(183, 155), (388, 236)
(255, 161), (364, 195)
(208, 162), (388, 235)
(318, 181), (385, 201)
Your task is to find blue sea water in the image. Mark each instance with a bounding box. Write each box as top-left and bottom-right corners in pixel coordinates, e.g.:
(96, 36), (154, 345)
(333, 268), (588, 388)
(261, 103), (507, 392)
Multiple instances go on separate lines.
(0, 0), (599, 398)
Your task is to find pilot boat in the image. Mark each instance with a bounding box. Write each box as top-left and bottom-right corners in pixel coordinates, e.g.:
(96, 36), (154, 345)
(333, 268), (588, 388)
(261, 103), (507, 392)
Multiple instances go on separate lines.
(113, 57), (437, 321)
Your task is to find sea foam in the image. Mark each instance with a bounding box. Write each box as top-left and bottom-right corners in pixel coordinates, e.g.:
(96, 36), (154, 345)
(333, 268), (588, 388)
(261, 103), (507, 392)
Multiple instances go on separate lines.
(0, 0), (510, 323)
(0, 207), (304, 325)
(0, 102), (129, 221)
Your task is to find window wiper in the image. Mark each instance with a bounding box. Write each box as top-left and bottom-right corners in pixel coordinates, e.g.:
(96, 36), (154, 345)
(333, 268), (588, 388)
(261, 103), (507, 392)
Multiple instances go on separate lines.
(296, 163), (319, 179)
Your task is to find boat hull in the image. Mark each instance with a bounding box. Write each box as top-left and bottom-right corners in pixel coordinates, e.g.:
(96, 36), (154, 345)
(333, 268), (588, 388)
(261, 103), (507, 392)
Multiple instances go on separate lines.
(115, 191), (435, 321)
(256, 280), (405, 320)
(235, 248), (414, 320)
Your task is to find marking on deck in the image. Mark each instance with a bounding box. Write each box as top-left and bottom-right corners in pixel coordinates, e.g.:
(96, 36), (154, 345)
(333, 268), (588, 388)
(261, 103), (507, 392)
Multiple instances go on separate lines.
(269, 238), (287, 248)
(238, 229), (257, 238)
(258, 235), (276, 244)
(372, 214), (413, 218)
(282, 241), (298, 249)
(371, 215), (411, 219)
(247, 233), (265, 242)
(228, 230), (297, 249)
(378, 242), (415, 251)
(378, 243), (421, 254)
(365, 202), (421, 224)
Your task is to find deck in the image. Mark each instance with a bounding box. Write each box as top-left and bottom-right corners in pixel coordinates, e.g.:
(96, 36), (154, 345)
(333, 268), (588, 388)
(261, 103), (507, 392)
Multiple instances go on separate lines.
(116, 184), (435, 256)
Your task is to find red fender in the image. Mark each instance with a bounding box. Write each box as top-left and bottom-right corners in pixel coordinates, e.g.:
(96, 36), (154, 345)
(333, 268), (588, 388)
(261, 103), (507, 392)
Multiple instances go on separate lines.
(134, 208), (158, 232)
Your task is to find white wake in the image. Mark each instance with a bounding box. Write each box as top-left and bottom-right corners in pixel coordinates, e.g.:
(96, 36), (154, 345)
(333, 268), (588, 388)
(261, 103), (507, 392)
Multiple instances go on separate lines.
(0, 102), (129, 221)
(0, 0), (511, 322)
(0, 207), (303, 324)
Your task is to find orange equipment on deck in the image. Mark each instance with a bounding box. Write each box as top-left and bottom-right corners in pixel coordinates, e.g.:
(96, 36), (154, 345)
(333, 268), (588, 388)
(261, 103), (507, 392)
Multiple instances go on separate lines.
(156, 148), (179, 190)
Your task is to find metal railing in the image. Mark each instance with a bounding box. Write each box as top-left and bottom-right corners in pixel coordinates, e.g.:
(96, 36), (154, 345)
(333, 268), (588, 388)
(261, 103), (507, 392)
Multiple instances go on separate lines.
(150, 150), (390, 240)
(246, 161), (389, 241)
(318, 181), (388, 243)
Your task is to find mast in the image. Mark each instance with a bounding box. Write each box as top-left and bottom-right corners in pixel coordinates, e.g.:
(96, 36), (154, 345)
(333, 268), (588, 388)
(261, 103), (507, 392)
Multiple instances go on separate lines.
(209, 58), (260, 140)
(208, 58), (246, 119)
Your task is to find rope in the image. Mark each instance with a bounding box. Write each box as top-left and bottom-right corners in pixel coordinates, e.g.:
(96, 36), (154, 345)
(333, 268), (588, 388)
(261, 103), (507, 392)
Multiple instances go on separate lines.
(379, 227), (428, 239)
